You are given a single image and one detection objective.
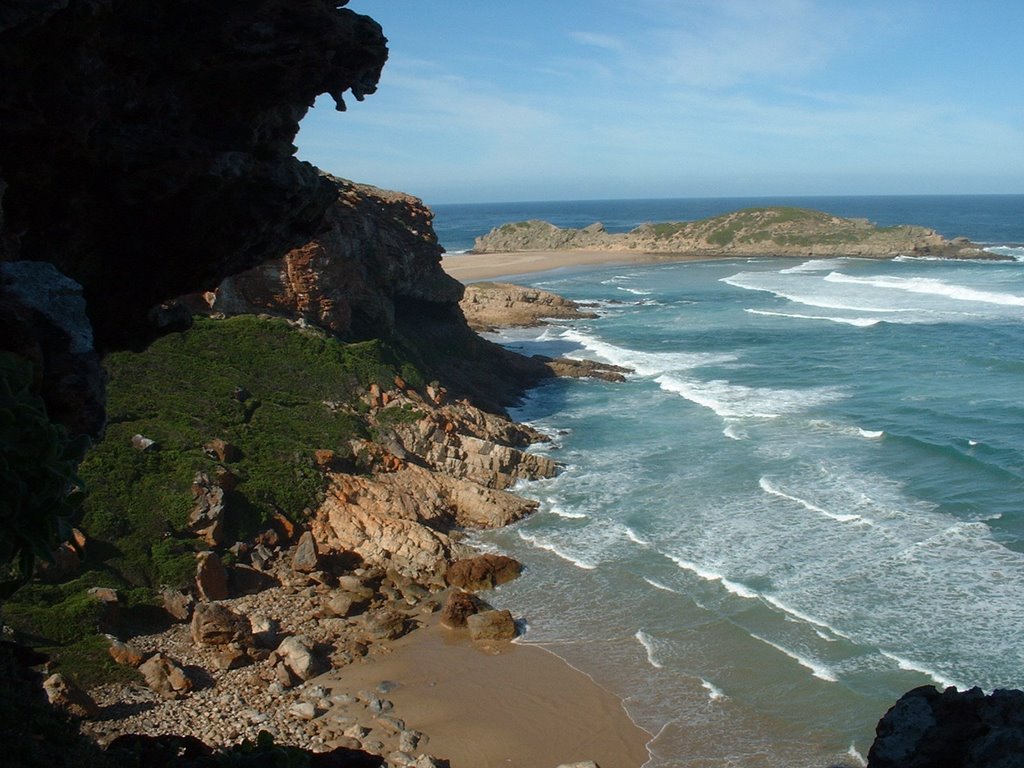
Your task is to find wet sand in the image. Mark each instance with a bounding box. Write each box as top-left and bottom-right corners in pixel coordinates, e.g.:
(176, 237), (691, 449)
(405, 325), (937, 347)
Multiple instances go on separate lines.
(318, 619), (652, 768)
(442, 249), (697, 282)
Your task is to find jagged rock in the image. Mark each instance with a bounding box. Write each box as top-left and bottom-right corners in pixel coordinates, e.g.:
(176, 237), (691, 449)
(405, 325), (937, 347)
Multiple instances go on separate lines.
(131, 434), (158, 452)
(43, 673), (100, 719)
(228, 563), (277, 595)
(138, 653), (193, 700)
(108, 638), (145, 667)
(289, 701), (317, 720)
(460, 282), (599, 332)
(868, 685), (1024, 768)
(440, 590), (485, 629)
(323, 591), (363, 619)
(212, 644), (251, 671)
(195, 551), (229, 601)
(249, 615), (279, 649)
(0, 261), (105, 439)
(446, 554), (522, 591)
(363, 610), (410, 641)
(190, 602), (252, 646)
(292, 530), (320, 573)
(249, 543), (274, 571)
(466, 609), (517, 641)
(275, 635), (325, 681)
(0, 1), (388, 351)
(188, 472), (227, 546)
(179, 177), (462, 341)
(203, 438), (240, 463)
(161, 588), (195, 622)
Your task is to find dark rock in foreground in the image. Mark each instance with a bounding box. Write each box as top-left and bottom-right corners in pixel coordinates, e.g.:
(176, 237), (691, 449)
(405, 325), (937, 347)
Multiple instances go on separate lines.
(868, 685), (1024, 768)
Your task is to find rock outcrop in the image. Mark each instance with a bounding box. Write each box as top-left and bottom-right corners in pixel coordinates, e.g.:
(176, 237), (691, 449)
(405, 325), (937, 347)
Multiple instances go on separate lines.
(0, 0), (388, 351)
(180, 177), (463, 340)
(868, 685), (1024, 768)
(459, 282), (598, 333)
(472, 207), (1000, 260)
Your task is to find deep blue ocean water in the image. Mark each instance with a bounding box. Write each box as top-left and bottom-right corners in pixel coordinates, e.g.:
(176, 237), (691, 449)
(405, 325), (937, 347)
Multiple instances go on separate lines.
(437, 196), (1024, 767)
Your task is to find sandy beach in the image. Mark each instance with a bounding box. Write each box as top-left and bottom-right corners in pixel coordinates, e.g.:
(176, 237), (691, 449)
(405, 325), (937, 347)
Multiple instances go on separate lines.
(442, 249), (690, 282)
(319, 616), (652, 768)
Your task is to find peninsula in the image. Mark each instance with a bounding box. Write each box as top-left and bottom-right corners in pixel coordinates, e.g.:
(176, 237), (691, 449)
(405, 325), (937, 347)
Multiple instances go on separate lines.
(471, 206), (997, 260)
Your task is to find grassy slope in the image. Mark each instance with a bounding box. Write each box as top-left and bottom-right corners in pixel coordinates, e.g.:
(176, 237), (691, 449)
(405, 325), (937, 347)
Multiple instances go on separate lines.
(4, 315), (421, 685)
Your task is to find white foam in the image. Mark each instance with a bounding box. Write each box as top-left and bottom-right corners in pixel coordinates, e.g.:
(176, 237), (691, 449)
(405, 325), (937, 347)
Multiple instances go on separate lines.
(984, 245), (1024, 261)
(666, 554), (759, 599)
(778, 258), (849, 274)
(745, 308), (882, 327)
(722, 272), (912, 313)
(624, 526), (650, 547)
(549, 505), (588, 520)
(847, 743), (868, 767)
(517, 531), (598, 570)
(760, 593), (854, 642)
(879, 650), (969, 691)
(824, 271), (1024, 307)
(643, 577), (681, 594)
(858, 428), (884, 439)
(722, 422), (746, 440)
(655, 374), (842, 420)
(618, 286), (653, 296)
(701, 678), (726, 701)
(750, 633), (838, 682)
(759, 476), (865, 524)
(635, 630), (663, 669)
(559, 328), (735, 377)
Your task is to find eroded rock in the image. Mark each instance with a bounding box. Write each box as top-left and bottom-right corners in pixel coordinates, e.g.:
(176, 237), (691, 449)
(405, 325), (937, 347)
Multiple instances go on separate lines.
(190, 602), (252, 646)
(466, 609), (517, 642)
(43, 673), (100, 719)
(138, 653), (193, 700)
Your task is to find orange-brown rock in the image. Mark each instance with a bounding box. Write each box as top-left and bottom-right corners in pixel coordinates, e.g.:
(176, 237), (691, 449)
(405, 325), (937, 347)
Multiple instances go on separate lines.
(440, 590), (485, 629)
(446, 555), (522, 592)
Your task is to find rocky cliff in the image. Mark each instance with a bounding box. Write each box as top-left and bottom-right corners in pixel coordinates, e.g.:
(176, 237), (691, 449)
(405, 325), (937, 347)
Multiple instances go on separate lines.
(473, 207), (997, 260)
(0, 0), (388, 352)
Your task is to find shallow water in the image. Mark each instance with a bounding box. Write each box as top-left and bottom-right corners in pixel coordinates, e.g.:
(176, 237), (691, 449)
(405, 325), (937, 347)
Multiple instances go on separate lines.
(466, 252), (1024, 767)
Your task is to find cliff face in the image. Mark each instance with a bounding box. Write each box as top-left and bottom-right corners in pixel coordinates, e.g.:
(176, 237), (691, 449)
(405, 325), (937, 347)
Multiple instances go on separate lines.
(0, 0), (388, 351)
(180, 177), (463, 339)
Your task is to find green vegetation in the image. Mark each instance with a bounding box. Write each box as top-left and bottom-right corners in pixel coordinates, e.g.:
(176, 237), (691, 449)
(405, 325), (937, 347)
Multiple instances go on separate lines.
(0, 352), (88, 598)
(3, 315), (426, 682)
(650, 222), (689, 239)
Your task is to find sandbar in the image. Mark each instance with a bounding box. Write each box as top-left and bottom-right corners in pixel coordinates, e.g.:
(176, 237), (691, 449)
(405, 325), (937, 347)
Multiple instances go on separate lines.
(317, 618), (651, 768)
(442, 249), (697, 282)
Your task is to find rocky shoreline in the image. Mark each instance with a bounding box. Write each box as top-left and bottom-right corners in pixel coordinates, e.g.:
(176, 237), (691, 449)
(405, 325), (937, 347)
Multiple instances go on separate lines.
(52, 309), (636, 767)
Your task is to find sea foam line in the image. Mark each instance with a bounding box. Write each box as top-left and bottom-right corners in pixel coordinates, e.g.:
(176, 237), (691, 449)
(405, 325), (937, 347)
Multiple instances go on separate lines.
(635, 630), (663, 669)
(666, 554), (758, 599)
(750, 633), (838, 682)
(824, 271), (1024, 307)
(517, 531), (597, 570)
(643, 577), (681, 594)
(549, 505), (588, 520)
(745, 308), (882, 328)
(623, 526), (650, 547)
(879, 650), (969, 692)
(759, 476), (866, 524)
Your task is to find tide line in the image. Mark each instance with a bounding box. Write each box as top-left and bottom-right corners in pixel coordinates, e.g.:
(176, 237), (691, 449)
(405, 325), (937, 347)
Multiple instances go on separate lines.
(750, 633), (838, 683)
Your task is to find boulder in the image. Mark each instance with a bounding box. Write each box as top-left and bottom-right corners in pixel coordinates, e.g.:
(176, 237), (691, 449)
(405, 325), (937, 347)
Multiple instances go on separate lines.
(276, 636), (325, 681)
(363, 610), (410, 641)
(446, 554), (522, 591)
(42, 673), (100, 719)
(440, 590), (485, 629)
(292, 530), (320, 573)
(249, 615), (279, 649)
(228, 563), (277, 595)
(212, 644), (251, 671)
(131, 434), (158, 452)
(139, 653), (193, 700)
(190, 602), (252, 646)
(195, 550), (229, 601)
(466, 609), (517, 642)
(161, 588), (195, 621)
(187, 473), (227, 546)
(108, 638), (145, 667)
(203, 438), (240, 463)
(868, 685), (1024, 768)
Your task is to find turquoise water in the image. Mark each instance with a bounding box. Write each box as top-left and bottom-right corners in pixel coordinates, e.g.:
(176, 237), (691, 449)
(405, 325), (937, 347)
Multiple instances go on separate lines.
(454, 248), (1024, 766)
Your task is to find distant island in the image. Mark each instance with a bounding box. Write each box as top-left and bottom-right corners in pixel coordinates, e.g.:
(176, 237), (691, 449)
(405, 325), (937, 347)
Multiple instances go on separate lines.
(472, 206), (1003, 260)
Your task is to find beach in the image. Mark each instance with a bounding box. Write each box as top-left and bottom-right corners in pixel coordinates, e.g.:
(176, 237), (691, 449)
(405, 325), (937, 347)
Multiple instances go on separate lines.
(441, 249), (686, 282)
(319, 616), (652, 768)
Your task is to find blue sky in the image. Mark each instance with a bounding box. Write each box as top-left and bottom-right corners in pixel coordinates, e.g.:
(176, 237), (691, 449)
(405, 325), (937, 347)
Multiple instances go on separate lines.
(295, 0), (1024, 204)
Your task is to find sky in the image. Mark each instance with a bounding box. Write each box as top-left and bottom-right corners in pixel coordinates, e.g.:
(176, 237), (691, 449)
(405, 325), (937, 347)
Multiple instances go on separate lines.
(295, 0), (1024, 204)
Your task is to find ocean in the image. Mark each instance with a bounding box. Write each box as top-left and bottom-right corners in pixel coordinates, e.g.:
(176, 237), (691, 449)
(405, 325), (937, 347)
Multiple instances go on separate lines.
(433, 195), (1024, 767)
